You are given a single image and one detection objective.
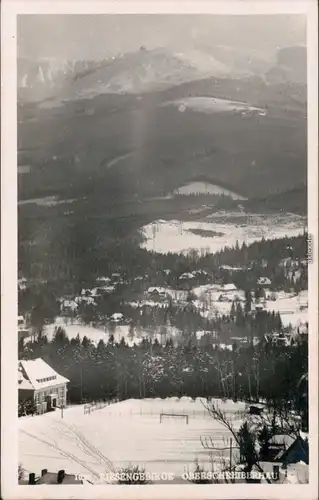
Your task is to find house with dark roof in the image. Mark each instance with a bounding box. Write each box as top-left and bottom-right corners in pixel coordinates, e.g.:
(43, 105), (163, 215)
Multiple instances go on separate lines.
(278, 435), (309, 466)
(18, 358), (69, 414)
(255, 434), (309, 483)
(19, 469), (86, 485)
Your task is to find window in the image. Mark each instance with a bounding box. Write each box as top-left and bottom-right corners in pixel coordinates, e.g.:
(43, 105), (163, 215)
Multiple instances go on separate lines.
(36, 375), (57, 384)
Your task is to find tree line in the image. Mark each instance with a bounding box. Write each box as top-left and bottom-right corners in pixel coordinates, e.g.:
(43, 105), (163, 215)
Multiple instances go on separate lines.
(19, 327), (308, 432)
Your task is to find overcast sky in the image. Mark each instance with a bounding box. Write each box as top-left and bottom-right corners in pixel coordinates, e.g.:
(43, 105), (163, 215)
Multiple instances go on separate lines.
(18, 14), (306, 60)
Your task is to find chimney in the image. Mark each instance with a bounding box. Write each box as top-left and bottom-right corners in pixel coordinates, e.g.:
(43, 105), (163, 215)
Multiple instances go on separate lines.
(273, 465), (280, 481)
(57, 470), (65, 484)
(28, 473), (36, 485)
(41, 469), (48, 477)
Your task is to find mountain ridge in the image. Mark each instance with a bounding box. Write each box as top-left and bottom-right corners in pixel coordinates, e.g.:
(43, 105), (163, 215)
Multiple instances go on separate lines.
(18, 45), (306, 104)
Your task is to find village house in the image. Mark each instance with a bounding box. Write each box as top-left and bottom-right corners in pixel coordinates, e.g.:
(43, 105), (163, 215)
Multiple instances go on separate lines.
(219, 283), (237, 293)
(110, 312), (124, 323)
(59, 299), (78, 315)
(257, 277), (272, 286)
(146, 287), (168, 300)
(18, 358), (69, 414)
(219, 265), (246, 273)
(18, 277), (28, 291)
(75, 293), (97, 306)
(18, 315), (30, 342)
(95, 276), (111, 285)
(256, 433), (309, 483)
(179, 272), (195, 280)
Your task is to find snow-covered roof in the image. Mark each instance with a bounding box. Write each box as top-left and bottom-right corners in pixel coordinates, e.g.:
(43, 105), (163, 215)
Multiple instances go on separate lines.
(96, 276), (111, 283)
(18, 359), (69, 391)
(257, 277), (272, 285)
(196, 330), (211, 340)
(219, 265), (244, 272)
(179, 272), (195, 279)
(18, 367), (34, 390)
(220, 283), (237, 291)
(99, 285), (116, 293)
(61, 300), (78, 311)
(219, 344), (233, 351)
(269, 434), (295, 448)
(110, 313), (124, 321)
(147, 287), (166, 294)
(75, 296), (96, 305)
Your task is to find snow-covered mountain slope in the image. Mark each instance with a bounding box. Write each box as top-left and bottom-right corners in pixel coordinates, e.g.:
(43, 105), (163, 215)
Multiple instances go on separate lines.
(18, 48), (209, 103)
(18, 45), (306, 104)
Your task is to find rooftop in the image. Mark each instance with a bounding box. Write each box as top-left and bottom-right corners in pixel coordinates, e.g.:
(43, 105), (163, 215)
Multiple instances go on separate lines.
(18, 358), (69, 391)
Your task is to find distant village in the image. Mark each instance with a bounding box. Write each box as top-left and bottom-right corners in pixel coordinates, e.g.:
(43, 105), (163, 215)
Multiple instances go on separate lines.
(18, 250), (308, 350)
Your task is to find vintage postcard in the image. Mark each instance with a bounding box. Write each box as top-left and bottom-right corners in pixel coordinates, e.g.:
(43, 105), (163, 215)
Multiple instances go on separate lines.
(1, 1), (318, 499)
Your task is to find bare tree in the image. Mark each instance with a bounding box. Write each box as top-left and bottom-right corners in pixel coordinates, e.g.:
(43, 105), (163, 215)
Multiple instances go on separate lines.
(18, 463), (24, 481)
(201, 400), (273, 483)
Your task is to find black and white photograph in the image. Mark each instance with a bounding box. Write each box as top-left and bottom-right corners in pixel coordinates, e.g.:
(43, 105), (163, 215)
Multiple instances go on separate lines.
(1, 1), (318, 499)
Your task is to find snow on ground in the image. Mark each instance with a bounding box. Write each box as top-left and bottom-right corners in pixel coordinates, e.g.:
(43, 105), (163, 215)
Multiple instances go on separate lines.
(25, 319), (133, 346)
(19, 398), (246, 483)
(161, 97), (265, 115)
(173, 182), (247, 200)
(265, 291), (308, 327)
(26, 318), (183, 347)
(106, 152), (134, 169)
(140, 214), (306, 255)
(18, 196), (76, 207)
(192, 287), (308, 326)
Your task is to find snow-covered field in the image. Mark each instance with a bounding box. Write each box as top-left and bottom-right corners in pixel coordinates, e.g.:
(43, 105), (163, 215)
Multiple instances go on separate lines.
(161, 97), (265, 115)
(27, 318), (183, 347)
(18, 196), (76, 207)
(141, 214), (306, 255)
(173, 182), (247, 200)
(19, 398), (246, 483)
(193, 286), (308, 328)
(264, 290), (308, 327)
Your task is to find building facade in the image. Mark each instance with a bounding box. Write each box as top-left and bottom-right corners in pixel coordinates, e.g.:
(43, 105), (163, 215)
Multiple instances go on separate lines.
(18, 358), (69, 413)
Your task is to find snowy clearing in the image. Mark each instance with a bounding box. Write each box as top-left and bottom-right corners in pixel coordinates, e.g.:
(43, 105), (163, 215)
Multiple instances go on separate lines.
(193, 287), (308, 327)
(264, 290), (308, 327)
(27, 318), (183, 347)
(173, 182), (247, 200)
(19, 398), (246, 483)
(18, 196), (76, 207)
(140, 214), (306, 255)
(161, 97), (265, 115)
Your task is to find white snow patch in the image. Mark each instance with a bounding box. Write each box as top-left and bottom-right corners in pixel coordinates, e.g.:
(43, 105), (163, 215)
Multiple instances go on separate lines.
(161, 97), (265, 115)
(19, 398), (246, 482)
(174, 182), (247, 200)
(141, 214), (306, 255)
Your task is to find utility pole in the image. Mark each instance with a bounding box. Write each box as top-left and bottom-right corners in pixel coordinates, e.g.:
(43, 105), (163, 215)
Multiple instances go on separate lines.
(248, 374), (252, 401)
(80, 368), (83, 402)
(229, 437), (233, 471)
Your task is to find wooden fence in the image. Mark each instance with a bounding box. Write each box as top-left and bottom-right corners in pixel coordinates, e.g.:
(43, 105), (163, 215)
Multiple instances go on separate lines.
(84, 398), (119, 415)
